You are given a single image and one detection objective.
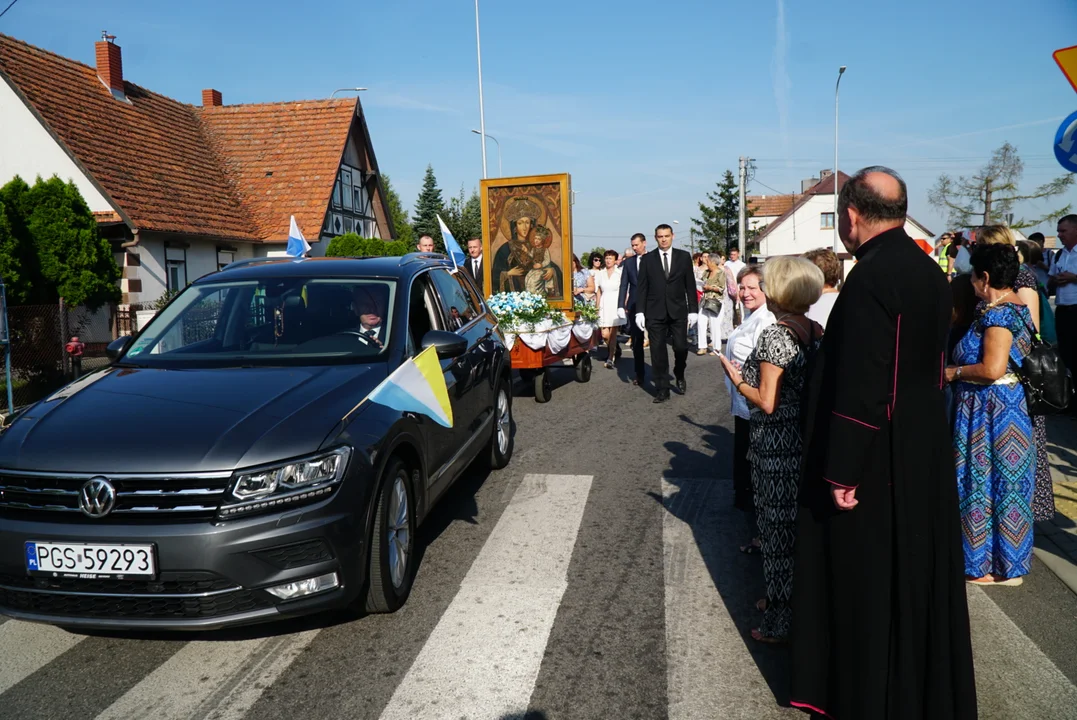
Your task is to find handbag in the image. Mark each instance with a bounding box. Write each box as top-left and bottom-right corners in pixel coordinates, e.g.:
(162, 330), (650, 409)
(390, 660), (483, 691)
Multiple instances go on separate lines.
(701, 297), (722, 314)
(1005, 307), (1072, 415)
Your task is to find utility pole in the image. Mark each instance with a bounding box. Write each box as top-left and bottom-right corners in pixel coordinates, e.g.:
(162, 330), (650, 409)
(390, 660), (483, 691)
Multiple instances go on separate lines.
(689, 228), (696, 254)
(474, 0), (488, 179)
(738, 156), (747, 259)
(983, 177), (992, 226)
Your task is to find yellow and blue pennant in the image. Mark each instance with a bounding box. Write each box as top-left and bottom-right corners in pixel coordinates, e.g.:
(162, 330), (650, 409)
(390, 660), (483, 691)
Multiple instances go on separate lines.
(365, 345), (452, 427)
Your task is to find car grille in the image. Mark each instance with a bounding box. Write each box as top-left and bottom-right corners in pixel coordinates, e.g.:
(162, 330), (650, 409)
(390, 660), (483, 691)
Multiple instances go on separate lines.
(0, 470), (232, 522)
(0, 571), (271, 620)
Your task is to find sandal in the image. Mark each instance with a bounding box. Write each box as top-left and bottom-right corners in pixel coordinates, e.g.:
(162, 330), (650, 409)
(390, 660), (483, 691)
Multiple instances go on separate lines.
(739, 538), (762, 554)
(755, 598), (767, 612)
(750, 628), (787, 645)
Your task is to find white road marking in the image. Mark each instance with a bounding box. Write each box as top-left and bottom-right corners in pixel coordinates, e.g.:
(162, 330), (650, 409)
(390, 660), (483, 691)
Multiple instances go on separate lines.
(0, 620), (85, 693)
(967, 586), (1077, 719)
(95, 630), (320, 720)
(378, 473), (593, 720)
(662, 477), (794, 719)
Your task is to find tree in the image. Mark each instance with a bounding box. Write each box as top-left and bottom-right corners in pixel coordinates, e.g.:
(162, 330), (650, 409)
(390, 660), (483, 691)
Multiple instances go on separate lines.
(24, 176), (120, 308)
(929, 142), (1075, 230)
(441, 185), (482, 247)
(411, 165), (445, 251)
(692, 170), (753, 254)
(0, 175), (119, 308)
(380, 173), (414, 247)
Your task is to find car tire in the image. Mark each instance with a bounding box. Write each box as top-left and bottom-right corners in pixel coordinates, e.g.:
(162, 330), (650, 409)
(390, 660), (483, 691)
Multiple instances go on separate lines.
(534, 370), (552, 403)
(364, 458), (417, 614)
(485, 377), (514, 470)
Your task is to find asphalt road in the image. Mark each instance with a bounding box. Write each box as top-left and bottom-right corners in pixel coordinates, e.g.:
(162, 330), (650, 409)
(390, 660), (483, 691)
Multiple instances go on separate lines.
(2, 345), (1077, 719)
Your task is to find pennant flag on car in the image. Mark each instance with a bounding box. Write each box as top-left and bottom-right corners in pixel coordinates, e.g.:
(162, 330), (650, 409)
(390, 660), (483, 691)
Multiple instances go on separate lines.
(436, 214), (467, 271)
(365, 345), (452, 427)
(286, 215), (311, 257)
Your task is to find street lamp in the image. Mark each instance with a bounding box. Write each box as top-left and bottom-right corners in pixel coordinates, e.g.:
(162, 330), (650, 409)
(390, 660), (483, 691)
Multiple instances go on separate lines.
(833, 65), (846, 253)
(471, 129), (501, 177)
(474, 0), (488, 179)
(331, 87), (368, 98)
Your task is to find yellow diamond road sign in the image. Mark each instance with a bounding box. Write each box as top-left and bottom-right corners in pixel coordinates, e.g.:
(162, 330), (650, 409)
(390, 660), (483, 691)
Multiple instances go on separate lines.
(1056, 45), (1077, 93)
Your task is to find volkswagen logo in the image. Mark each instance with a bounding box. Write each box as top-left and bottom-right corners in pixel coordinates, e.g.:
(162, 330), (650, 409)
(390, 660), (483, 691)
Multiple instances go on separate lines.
(78, 477), (116, 518)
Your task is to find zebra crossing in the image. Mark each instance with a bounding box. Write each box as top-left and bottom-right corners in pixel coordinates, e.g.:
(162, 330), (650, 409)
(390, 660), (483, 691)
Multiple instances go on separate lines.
(1, 470), (1076, 719)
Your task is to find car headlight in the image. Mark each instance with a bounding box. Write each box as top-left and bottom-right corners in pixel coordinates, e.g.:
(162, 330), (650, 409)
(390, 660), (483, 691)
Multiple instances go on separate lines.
(218, 447), (351, 519)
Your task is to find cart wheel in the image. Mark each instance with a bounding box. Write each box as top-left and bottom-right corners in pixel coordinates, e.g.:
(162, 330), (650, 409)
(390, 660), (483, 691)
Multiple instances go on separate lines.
(534, 369), (552, 403)
(574, 354), (592, 383)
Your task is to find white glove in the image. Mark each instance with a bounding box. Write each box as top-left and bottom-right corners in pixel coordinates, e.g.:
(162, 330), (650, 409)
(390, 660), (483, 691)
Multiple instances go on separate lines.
(688, 313), (699, 327)
(616, 308), (626, 320)
(635, 313), (645, 328)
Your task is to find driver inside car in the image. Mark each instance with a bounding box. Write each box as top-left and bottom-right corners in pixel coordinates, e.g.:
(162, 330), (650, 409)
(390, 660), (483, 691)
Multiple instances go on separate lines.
(350, 286), (388, 348)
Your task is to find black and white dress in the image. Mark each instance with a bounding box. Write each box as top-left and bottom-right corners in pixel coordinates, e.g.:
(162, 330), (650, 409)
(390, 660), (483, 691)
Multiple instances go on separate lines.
(742, 322), (817, 639)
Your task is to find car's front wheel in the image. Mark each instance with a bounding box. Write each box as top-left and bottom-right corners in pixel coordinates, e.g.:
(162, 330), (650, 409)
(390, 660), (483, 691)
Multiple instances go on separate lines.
(486, 377), (514, 469)
(364, 458), (416, 613)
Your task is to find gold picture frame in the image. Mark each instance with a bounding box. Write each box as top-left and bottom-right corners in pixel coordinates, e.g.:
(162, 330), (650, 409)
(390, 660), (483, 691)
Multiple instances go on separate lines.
(480, 173), (573, 310)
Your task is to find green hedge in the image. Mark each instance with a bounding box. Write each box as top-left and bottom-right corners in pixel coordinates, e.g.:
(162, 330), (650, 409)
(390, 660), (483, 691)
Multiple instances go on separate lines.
(325, 233), (409, 258)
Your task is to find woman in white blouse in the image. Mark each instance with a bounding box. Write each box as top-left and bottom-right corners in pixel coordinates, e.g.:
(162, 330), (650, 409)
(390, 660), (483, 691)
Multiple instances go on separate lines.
(722, 265), (775, 544)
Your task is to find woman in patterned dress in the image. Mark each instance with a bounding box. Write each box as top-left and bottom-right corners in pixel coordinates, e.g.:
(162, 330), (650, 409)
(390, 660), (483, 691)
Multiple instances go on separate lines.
(978, 226), (1054, 521)
(946, 243), (1036, 586)
(721, 256), (823, 643)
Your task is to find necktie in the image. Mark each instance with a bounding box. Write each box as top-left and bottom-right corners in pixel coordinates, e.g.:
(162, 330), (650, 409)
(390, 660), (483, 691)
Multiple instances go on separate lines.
(662, 252), (669, 279)
(473, 259), (479, 276)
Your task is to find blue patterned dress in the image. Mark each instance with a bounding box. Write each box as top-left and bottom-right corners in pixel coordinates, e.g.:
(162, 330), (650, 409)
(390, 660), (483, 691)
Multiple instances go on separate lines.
(952, 303), (1035, 579)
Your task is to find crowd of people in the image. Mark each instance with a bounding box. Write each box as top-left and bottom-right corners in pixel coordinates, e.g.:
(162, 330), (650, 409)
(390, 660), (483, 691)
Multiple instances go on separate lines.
(592, 166), (1074, 718)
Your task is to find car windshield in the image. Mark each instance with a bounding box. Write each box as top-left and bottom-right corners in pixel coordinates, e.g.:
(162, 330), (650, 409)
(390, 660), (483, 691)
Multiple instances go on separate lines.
(121, 277), (396, 367)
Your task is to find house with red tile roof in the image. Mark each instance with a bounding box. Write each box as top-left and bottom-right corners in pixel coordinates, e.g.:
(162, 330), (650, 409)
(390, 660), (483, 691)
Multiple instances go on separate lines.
(747, 193), (801, 234)
(754, 170), (933, 261)
(0, 32), (394, 305)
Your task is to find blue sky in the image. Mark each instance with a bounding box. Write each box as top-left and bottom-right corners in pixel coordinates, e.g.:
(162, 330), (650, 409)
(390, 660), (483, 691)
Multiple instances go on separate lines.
(4, 0), (1077, 252)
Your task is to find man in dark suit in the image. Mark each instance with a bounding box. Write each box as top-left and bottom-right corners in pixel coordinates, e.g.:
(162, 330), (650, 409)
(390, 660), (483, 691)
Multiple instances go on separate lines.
(462, 237), (484, 293)
(635, 223), (698, 403)
(617, 233), (648, 386)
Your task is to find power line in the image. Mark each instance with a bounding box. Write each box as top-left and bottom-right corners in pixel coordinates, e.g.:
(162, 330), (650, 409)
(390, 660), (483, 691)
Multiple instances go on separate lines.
(0, 0), (23, 20)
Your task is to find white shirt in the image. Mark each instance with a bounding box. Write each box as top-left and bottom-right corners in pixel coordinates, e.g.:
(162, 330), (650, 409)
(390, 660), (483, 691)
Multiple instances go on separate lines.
(806, 291), (839, 329)
(726, 259), (746, 280)
(659, 249), (672, 274)
(1050, 245), (1077, 306)
(722, 303), (776, 419)
(470, 257), (481, 276)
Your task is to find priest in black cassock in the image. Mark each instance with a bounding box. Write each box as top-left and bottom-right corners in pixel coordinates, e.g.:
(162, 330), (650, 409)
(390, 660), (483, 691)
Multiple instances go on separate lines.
(790, 167), (977, 719)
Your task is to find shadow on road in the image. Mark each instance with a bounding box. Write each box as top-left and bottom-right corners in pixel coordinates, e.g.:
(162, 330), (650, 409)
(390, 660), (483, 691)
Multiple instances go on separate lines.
(648, 416), (792, 709)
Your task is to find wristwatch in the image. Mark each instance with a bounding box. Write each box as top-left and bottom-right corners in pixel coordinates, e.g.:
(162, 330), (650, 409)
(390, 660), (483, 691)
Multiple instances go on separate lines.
(955, 366), (963, 380)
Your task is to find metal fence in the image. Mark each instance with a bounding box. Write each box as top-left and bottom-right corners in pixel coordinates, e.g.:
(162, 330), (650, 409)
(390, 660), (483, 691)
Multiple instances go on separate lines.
(2, 302), (128, 409)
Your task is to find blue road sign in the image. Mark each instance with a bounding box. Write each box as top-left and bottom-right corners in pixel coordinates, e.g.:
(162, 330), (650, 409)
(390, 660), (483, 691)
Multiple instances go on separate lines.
(1055, 110), (1077, 173)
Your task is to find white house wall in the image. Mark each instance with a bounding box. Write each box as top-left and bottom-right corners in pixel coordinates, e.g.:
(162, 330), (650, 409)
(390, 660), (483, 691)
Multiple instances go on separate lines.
(137, 236), (255, 303)
(0, 77), (114, 212)
(760, 195), (930, 258)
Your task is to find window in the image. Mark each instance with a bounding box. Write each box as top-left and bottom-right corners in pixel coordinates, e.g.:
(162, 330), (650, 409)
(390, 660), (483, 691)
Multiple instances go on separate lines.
(341, 169), (353, 211)
(821, 212), (835, 229)
(332, 179), (342, 209)
(166, 246), (187, 291)
(429, 269), (482, 333)
(124, 278), (397, 367)
(217, 250), (234, 271)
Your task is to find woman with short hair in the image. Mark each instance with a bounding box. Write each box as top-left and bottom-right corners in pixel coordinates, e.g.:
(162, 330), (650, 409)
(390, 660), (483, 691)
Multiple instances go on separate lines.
(722, 265), (775, 521)
(721, 256), (823, 643)
(571, 254), (595, 306)
(594, 249), (625, 369)
(947, 243), (1037, 585)
(803, 248), (842, 329)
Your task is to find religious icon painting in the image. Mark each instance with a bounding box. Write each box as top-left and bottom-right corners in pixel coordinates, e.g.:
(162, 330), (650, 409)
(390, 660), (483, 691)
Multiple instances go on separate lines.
(480, 173), (574, 309)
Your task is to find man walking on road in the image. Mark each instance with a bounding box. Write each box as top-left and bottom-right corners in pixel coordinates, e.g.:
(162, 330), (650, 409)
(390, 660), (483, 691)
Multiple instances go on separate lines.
(617, 233), (648, 387)
(726, 248), (746, 326)
(636, 224), (697, 403)
(791, 167), (976, 719)
(1049, 215), (1077, 382)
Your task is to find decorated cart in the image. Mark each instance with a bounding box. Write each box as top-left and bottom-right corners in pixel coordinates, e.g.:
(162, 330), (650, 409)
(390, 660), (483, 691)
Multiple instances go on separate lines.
(487, 292), (599, 403)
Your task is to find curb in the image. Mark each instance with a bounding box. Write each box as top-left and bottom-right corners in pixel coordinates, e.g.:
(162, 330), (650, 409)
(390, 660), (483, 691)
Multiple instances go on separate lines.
(1035, 517), (1077, 596)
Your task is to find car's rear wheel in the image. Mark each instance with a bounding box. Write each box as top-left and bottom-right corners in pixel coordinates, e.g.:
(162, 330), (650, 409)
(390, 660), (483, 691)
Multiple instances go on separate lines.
(364, 458), (416, 613)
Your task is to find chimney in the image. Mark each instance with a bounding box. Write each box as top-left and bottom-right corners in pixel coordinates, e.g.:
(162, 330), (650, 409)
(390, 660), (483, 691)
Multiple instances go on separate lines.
(202, 89), (223, 107)
(95, 32), (124, 94)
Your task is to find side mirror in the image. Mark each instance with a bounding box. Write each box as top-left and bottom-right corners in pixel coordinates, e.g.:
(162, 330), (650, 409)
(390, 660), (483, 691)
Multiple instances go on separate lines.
(421, 330), (467, 359)
(106, 336), (132, 362)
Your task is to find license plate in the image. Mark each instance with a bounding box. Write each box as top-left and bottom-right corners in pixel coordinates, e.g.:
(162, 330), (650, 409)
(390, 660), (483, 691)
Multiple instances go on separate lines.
(25, 541), (156, 579)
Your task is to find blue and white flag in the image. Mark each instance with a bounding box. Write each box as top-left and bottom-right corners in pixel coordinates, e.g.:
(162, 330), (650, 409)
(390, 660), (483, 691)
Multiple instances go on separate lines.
(436, 214), (466, 270)
(286, 215), (311, 258)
